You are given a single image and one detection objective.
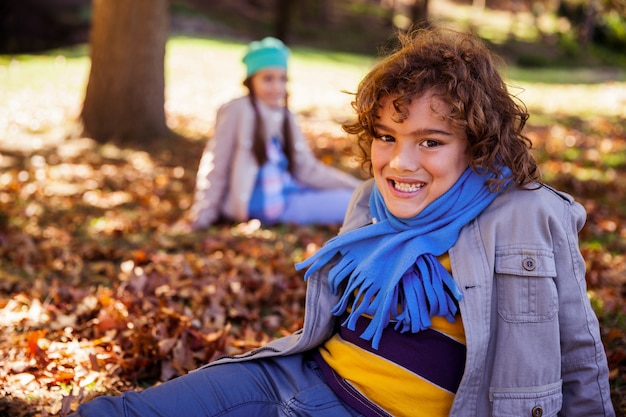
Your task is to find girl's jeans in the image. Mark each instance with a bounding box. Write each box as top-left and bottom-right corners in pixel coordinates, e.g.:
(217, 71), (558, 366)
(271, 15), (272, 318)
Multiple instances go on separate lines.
(280, 188), (354, 225)
(74, 353), (364, 417)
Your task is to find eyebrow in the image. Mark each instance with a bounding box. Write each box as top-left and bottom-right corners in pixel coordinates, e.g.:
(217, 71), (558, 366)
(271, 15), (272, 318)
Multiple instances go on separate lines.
(373, 123), (453, 137)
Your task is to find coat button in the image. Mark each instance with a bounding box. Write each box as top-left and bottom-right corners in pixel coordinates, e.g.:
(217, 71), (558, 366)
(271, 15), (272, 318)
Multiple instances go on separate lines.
(531, 405), (543, 417)
(522, 257), (536, 271)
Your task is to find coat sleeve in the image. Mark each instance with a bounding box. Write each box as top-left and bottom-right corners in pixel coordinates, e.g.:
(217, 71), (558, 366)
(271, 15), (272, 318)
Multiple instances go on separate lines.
(189, 100), (242, 229)
(288, 112), (363, 190)
(338, 179), (374, 234)
(553, 190), (615, 416)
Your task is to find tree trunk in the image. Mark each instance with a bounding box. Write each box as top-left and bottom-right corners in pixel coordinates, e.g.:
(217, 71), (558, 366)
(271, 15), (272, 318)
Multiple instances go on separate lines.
(299, 0), (333, 26)
(318, 0), (332, 25)
(81, 0), (169, 143)
(383, 0), (396, 29)
(578, 0), (599, 48)
(275, 0), (295, 43)
(410, 0), (430, 28)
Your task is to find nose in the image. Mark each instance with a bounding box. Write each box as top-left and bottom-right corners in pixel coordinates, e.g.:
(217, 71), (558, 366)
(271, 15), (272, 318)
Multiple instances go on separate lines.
(389, 142), (419, 172)
(272, 78), (287, 91)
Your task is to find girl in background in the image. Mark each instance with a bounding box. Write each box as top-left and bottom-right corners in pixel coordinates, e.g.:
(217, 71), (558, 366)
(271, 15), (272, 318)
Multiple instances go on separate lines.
(189, 37), (362, 230)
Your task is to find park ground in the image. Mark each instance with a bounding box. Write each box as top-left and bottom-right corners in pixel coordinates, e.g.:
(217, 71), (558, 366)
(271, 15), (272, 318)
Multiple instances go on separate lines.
(1, 2), (626, 416)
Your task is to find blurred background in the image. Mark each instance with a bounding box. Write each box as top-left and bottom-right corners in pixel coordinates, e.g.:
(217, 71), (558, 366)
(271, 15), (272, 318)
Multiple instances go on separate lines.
(1, 1), (626, 416)
(1, 0), (625, 59)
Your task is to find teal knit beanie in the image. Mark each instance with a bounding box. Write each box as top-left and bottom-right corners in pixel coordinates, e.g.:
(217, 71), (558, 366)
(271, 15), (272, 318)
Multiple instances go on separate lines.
(242, 37), (290, 77)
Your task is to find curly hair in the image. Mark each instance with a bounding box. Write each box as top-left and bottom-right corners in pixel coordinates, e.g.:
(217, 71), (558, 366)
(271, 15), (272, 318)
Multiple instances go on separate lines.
(343, 27), (539, 190)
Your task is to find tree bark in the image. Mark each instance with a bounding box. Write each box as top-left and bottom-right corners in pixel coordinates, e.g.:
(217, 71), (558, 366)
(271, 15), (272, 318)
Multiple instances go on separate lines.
(410, 0), (430, 28)
(275, 0), (295, 43)
(81, 0), (170, 143)
(299, 0), (333, 26)
(317, 0), (333, 25)
(578, 0), (599, 48)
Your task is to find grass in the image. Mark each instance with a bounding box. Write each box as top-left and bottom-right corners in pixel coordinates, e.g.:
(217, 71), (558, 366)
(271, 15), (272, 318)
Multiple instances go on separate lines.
(5, 35), (624, 126)
(0, 53), (88, 94)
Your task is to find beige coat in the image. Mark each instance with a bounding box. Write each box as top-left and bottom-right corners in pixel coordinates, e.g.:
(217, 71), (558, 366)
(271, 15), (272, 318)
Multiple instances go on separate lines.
(190, 96), (362, 229)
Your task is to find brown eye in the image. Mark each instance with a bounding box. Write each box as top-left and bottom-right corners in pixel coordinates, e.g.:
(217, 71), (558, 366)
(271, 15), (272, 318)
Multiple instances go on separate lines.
(422, 139), (441, 148)
(374, 135), (395, 143)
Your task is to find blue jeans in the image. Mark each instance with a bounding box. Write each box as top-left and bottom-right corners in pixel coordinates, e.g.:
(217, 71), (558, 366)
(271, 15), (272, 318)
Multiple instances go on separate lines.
(280, 188), (354, 225)
(74, 353), (364, 417)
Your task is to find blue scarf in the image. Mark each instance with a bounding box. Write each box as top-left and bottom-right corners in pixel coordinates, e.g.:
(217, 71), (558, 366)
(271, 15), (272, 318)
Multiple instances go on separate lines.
(296, 167), (510, 349)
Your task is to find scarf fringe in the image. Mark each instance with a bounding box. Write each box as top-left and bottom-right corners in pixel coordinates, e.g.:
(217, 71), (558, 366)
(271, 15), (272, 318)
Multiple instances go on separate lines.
(295, 168), (510, 350)
(336, 253), (462, 349)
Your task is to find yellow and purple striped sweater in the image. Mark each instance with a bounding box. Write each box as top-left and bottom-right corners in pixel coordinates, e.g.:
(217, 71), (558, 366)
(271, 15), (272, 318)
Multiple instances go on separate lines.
(314, 255), (466, 417)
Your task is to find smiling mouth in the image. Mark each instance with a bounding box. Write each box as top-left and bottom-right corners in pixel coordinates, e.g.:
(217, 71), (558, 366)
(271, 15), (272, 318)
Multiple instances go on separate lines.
(392, 180), (424, 192)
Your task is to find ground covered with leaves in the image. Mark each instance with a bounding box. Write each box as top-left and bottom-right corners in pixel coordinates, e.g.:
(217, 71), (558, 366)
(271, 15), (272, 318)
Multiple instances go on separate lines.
(1, 42), (626, 416)
(0, 130), (353, 416)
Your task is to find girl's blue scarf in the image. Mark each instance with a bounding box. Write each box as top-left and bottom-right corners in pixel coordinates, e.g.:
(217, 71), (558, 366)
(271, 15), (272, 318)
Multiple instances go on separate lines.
(296, 167), (510, 349)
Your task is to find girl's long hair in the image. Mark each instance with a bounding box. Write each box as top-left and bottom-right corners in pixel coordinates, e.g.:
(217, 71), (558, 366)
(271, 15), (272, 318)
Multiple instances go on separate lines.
(244, 78), (297, 175)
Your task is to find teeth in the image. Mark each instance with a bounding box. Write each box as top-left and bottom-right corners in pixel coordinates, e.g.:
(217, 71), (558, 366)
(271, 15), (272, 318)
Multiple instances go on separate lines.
(394, 181), (423, 192)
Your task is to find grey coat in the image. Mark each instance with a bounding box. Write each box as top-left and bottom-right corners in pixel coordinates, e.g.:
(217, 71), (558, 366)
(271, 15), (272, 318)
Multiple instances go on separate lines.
(206, 179), (615, 416)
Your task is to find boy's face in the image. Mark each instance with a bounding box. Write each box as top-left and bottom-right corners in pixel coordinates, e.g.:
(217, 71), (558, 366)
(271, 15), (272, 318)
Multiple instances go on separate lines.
(250, 67), (287, 108)
(371, 92), (469, 219)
